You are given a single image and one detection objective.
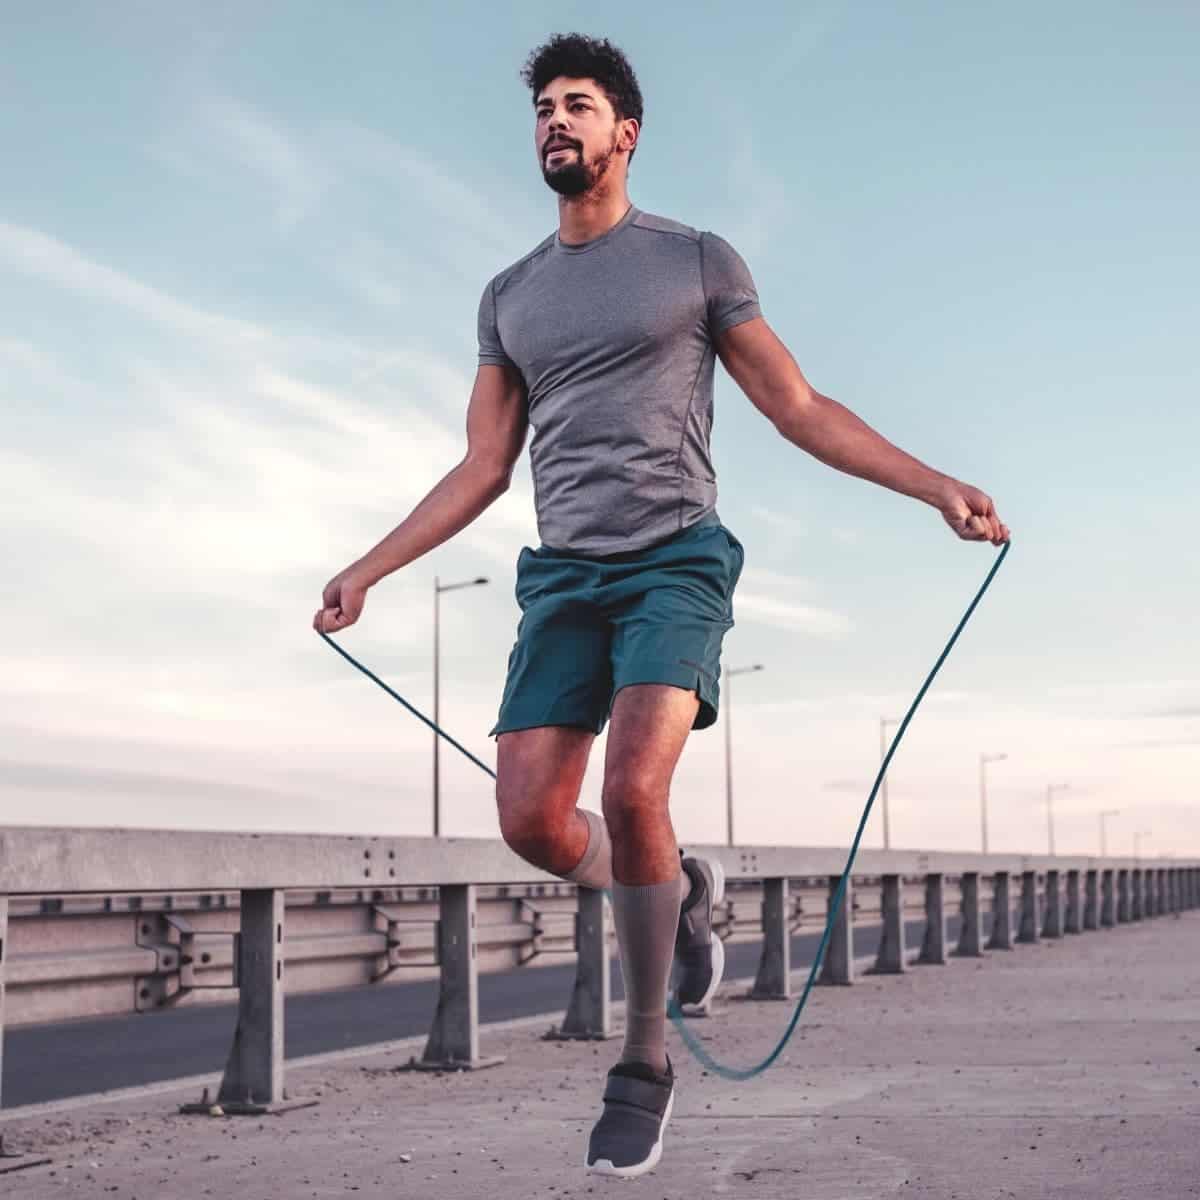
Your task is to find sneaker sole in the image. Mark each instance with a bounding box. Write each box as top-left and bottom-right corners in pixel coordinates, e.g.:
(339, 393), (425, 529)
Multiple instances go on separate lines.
(679, 931), (725, 1014)
(584, 1086), (676, 1178)
(708, 857), (726, 907)
(678, 858), (726, 1013)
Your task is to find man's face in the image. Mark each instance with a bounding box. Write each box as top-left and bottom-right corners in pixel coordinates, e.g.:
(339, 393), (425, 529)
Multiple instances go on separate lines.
(534, 76), (630, 196)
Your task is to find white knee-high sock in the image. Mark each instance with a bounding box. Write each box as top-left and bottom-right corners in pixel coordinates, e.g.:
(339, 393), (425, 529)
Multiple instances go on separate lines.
(610, 870), (686, 1074)
(561, 808), (612, 890)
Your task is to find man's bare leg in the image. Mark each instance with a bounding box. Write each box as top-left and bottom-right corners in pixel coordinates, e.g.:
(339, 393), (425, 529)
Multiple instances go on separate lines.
(601, 683), (700, 1071)
(495, 725), (612, 886)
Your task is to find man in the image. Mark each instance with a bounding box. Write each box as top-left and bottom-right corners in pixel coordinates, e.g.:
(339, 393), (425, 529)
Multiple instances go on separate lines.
(314, 33), (1010, 1179)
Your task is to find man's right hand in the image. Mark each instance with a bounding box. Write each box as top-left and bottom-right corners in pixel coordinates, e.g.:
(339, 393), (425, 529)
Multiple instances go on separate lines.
(313, 566), (371, 633)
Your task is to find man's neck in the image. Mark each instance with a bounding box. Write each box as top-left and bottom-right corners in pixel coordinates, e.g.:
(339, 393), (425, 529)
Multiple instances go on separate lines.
(556, 191), (634, 246)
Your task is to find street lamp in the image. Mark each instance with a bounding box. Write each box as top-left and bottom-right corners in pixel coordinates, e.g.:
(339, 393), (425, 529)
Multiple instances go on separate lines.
(725, 664), (764, 846)
(433, 574), (489, 837)
(1098, 808), (1120, 858)
(879, 716), (901, 851)
(979, 752), (1008, 854)
(1133, 830), (1151, 860)
(1045, 782), (1070, 856)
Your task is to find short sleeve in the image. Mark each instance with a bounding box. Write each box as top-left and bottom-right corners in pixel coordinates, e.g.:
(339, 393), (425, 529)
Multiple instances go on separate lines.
(700, 231), (762, 336)
(476, 277), (513, 367)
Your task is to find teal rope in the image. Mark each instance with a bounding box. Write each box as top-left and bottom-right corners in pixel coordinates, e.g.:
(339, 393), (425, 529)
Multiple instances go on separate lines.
(318, 539), (1010, 1080)
(664, 538), (1011, 1079)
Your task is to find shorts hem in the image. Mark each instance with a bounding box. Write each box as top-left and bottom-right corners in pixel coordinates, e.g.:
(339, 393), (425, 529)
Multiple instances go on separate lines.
(489, 717), (605, 740)
(611, 659), (720, 730)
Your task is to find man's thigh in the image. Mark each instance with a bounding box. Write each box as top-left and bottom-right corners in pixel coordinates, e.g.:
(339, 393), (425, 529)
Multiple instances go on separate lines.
(603, 683), (701, 800)
(496, 725), (596, 820)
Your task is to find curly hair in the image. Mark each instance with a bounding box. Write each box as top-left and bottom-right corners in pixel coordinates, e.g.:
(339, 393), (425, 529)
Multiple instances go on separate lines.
(520, 33), (644, 164)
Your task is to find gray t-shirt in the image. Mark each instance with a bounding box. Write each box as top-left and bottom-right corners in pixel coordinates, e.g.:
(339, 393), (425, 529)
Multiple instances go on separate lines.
(477, 203), (762, 555)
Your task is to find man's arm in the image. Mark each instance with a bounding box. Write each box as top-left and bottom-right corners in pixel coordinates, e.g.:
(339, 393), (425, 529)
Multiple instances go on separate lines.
(714, 317), (1009, 544)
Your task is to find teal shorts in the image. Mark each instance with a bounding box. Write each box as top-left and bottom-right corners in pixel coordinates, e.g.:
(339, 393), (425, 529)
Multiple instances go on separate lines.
(489, 512), (745, 737)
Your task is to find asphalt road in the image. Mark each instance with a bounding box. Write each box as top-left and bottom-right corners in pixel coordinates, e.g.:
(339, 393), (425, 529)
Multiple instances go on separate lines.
(3, 915), (969, 1108)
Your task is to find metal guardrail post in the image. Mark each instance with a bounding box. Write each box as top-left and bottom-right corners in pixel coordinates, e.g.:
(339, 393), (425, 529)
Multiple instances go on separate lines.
(1155, 868), (1167, 918)
(1084, 869), (1099, 929)
(1169, 868), (1180, 917)
(1116, 869), (1131, 923)
(0, 895), (7, 1110)
(209, 888), (285, 1112)
(415, 884), (503, 1071)
(1041, 870), (1064, 938)
(547, 887), (618, 1039)
(1017, 871), (1040, 944)
(1100, 869), (1116, 927)
(987, 871), (1014, 950)
(818, 875), (854, 985)
(871, 875), (907, 974)
(918, 873), (947, 965)
(750, 877), (791, 999)
(1131, 869), (1144, 921)
(954, 872), (984, 957)
(1065, 869), (1082, 934)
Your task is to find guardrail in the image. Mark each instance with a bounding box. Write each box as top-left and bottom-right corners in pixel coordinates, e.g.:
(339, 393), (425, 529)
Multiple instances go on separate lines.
(1, 826), (1195, 1112)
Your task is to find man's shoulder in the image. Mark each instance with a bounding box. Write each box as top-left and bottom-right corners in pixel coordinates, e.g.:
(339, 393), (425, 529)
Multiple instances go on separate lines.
(489, 232), (556, 295)
(630, 209), (704, 245)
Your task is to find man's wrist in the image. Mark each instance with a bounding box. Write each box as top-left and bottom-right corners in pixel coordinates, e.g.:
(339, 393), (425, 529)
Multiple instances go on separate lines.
(915, 471), (954, 508)
(350, 557), (384, 589)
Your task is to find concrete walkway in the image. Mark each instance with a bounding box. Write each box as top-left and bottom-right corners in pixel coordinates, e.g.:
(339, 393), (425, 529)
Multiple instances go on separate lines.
(3, 912), (1198, 1198)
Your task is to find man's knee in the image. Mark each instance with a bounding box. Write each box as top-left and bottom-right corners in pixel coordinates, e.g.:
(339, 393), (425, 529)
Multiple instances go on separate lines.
(496, 781), (572, 865)
(601, 772), (669, 837)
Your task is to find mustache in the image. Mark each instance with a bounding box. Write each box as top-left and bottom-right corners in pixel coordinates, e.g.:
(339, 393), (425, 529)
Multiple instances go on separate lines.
(544, 140), (579, 157)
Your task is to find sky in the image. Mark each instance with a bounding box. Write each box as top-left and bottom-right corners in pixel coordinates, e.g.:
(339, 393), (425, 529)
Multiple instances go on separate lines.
(1, 1), (1196, 860)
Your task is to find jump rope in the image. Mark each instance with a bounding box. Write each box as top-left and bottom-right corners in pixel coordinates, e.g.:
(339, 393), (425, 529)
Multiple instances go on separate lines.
(318, 538), (1010, 1081)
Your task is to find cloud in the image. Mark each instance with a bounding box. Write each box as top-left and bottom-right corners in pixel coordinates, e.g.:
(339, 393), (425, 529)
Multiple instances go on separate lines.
(321, 119), (529, 261)
(0, 336), (79, 391)
(734, 590), (852, 635)
(205, 95), (330, 232)
(0, 757), (303, 806)
(0, 220), (274, 349)
(822, 778), (873, 793)
(733, 564), (850, 635)
(721, 135), (790, 260)
(149, 94), (331, 234)
(1108, 736), (1200, 751)
(750, 504), (804, 536)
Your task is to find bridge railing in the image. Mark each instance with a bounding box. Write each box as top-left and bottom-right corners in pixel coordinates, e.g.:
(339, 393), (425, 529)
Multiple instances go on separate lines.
(1, 825), (1195, 1112)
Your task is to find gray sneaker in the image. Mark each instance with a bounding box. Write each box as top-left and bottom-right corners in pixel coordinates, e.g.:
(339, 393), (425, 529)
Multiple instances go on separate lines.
(673, 853), (726, 1013)
(584, 1057), (676, 1177)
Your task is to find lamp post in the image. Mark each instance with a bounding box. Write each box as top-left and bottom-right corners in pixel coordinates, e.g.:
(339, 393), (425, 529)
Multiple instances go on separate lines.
(1045, 782), (1070, 856)
(979, 752), (1008, 854)
(1133, 830), (1151, 860)
(433, 574), (489, 837)
(879, 716), (901, 851)
(725, 664), (764, 846)
(1098, 808), (1120, 858)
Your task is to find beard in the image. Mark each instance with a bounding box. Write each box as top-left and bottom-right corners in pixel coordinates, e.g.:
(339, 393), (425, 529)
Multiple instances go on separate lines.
(542, 134), (617, 196)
